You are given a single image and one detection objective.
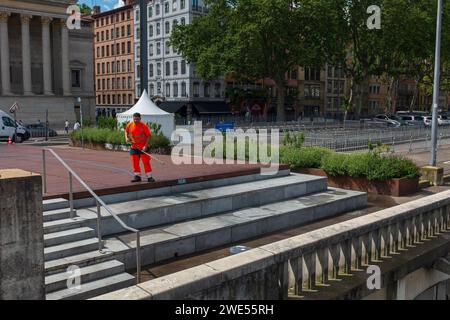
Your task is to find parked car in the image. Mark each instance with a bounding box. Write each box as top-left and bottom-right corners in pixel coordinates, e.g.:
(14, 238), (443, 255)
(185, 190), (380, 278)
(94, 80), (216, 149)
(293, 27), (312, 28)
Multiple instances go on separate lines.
(0, 109), (29, 142)
(397, 115), (425, 126)
(438, 115), (450, 126)
(25, 123), (58, 138)
(423, 116), (433, 126)
(373, 114), (401, 127)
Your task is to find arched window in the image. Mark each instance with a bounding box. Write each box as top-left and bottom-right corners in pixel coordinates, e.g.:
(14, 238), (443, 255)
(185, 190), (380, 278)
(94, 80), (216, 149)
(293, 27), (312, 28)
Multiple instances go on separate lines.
(181, 60), (186, 74)
(181, 82), (186, 97)
(149, 24), (153, 37)
(193, 82), (200, 97)
(149, 84), (155, 96)
(165, 61), (170, 76)
(180, 0), (185, 10)
(166, 83), (171, 97)
(156, 22), (161, 35)
(149, 43), (153, 56)
(149, 63), (154, 77)
(165, 21), (170, 34)
(165, 41), (170, 54)
(173, 82), (178, 97)
(204, 83), (210, 97)
(181, 17), (185, 25)
(173, 61), (178, 75)
(156, 4), (160, 15)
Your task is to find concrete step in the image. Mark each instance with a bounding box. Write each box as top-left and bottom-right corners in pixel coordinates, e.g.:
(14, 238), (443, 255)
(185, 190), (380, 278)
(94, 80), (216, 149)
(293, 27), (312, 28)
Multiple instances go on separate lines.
(44, 238), (100, 261)
(43, 208), (74, 222)
(102, 188), (367, 269)
(46, 272), (135, 300)
(44, 227), (95, 247)
(45, 250), (115, 276)
(43, 217), (86, 234)
(65, 168), (291, 209)
(45, 260), (125, 293)
(43, 198), (69, 211)
(73, 173), (328, 236)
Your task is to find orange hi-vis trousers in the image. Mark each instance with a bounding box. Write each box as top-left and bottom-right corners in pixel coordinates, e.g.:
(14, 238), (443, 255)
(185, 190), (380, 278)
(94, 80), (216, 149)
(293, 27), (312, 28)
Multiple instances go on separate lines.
(130, 151), (152, 174)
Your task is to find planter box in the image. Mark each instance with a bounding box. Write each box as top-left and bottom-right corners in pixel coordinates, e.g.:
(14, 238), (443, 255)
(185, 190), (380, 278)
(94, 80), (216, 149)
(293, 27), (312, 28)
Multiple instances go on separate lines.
(69, 139), (106, 151)
(294, 168), (419, 197)
(70, 139), (172, 155)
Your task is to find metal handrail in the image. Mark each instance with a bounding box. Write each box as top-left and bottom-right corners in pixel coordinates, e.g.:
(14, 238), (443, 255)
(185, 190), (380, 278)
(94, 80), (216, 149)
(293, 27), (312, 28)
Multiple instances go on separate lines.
(41, 148), (141, 283)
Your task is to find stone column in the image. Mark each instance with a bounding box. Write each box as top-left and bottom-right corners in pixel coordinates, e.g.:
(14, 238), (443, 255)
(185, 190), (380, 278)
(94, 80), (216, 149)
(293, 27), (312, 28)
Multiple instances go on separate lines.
(41, 16), (53, 95)
(21, 14), (33, 95)
(0, 12), (11, 95)
(0, 169), (45, 300)
(60, 19), (71, 96)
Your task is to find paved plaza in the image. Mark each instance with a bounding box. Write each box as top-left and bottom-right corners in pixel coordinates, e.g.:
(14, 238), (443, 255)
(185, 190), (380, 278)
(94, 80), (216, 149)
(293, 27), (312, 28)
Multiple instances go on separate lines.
(0, 144), (263, 198)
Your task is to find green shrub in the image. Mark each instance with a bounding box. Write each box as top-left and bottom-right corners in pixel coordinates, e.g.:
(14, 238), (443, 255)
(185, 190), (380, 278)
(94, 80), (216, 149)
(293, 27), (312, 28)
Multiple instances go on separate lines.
(283, 132), (305, 148)
(71, 127), (170, 149)
(97, 116), (118, 130)
(279, 144), (420, 180)
(320, 152), (420, 180)
(365, 155), (420, 180)
(280, 146), (331, 169)
(320, 152), (349, 176)
(345, 153), (371, 177)
(148, 133), (170, 149)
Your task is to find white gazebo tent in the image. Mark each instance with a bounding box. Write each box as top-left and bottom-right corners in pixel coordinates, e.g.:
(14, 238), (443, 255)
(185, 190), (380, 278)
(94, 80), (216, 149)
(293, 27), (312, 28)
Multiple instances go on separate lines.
(117, 90), (175, 139)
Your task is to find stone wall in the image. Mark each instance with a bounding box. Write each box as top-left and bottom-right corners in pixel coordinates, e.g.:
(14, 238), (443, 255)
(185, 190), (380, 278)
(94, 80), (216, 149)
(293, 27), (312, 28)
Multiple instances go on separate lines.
(0, 169), (45, 300)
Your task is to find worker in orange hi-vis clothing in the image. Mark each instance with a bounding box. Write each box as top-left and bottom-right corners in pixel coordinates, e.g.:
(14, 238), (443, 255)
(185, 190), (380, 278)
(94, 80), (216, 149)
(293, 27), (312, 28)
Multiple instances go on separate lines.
(125, 112), (156, 183)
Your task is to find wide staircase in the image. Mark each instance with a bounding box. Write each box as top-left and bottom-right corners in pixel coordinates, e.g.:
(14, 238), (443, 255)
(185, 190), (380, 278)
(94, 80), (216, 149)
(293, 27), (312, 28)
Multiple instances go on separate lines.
(42, 167), (367, 300)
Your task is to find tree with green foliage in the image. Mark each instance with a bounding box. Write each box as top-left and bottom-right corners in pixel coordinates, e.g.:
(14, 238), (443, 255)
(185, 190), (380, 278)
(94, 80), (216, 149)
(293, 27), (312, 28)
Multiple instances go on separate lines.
(170, 0), (334, 121)
(77, 2), (92, 15)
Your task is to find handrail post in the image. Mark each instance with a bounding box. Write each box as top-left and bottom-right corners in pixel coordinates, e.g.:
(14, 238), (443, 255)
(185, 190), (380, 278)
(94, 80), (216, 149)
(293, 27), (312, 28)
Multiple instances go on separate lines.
(42, 149), (47, 194)
(136, 231), (141, 284)
(96, 201), (103, 251)
(69, 172), (74, 219)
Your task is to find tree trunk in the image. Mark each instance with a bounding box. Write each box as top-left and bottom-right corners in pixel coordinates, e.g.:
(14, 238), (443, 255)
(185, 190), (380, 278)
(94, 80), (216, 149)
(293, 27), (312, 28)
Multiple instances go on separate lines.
(409, 78), (419, 112)
(391, 77), (399, 113)
(345, 77), (354, 121)
(263, 84), (270, 121)
(275, 81), (286, 122)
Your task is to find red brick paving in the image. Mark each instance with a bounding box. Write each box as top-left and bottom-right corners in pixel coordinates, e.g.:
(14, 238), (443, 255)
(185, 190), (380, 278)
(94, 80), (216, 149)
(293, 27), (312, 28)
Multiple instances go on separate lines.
(0, 144), (269, 198)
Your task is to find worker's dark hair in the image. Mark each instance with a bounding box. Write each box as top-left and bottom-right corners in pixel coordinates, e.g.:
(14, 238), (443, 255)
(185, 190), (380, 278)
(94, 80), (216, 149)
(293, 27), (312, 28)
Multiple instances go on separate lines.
(133, 112), (141, 118)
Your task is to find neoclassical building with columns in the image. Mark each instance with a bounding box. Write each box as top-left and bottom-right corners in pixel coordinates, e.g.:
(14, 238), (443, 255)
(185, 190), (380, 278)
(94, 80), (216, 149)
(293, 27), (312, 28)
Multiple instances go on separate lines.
(0, 0), (95, 127)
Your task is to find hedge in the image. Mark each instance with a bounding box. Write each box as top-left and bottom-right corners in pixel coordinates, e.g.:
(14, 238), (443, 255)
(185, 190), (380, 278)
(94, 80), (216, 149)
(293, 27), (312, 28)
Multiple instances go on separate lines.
(70, 127), (170, 148)
(279, 146), (420, 180)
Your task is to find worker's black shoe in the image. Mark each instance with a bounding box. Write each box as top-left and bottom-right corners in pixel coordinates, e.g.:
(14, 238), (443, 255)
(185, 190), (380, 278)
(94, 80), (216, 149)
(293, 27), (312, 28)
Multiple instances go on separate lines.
(131, 175), (142, 183)
(148, 177), (156, 183)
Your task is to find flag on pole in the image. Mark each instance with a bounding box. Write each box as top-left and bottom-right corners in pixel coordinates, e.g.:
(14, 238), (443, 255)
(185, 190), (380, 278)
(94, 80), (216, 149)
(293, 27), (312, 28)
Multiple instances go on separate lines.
(9, 102), (20, 113)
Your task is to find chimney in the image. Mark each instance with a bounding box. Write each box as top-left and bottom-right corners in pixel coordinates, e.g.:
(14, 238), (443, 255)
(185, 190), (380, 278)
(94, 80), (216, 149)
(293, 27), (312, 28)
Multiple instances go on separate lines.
(93, 5), (101, 15)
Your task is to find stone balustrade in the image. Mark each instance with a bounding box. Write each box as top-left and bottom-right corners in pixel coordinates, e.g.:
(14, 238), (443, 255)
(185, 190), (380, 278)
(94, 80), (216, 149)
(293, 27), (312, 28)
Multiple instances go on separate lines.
(94, 189), (450, 300)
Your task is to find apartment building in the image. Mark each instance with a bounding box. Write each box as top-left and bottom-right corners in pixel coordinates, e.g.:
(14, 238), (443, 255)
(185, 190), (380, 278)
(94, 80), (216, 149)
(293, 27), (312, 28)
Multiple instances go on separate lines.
(134, 0), (228, 117)
(93, 1), (135, 118)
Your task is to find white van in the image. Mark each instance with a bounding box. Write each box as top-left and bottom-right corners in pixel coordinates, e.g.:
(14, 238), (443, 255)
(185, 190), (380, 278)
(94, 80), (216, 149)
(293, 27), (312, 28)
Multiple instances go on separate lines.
(0, 109), (29, 142)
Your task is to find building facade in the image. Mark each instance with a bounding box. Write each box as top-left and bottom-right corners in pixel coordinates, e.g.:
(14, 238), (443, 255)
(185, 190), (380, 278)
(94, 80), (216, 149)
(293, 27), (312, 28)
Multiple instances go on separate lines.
(93, 2), (136, 118)
(134, 0), (226, 117)
(0, 0), (95, 128)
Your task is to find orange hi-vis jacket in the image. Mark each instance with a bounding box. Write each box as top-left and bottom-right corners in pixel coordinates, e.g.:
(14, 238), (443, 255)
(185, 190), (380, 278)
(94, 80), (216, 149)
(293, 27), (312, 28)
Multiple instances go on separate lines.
(125, 122), (151, 150)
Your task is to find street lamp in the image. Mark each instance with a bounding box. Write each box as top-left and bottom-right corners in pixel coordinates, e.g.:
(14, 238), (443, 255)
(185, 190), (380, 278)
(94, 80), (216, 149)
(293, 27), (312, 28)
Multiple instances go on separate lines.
(430, 0), (443, 166)
(77, 97), (84, 150)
